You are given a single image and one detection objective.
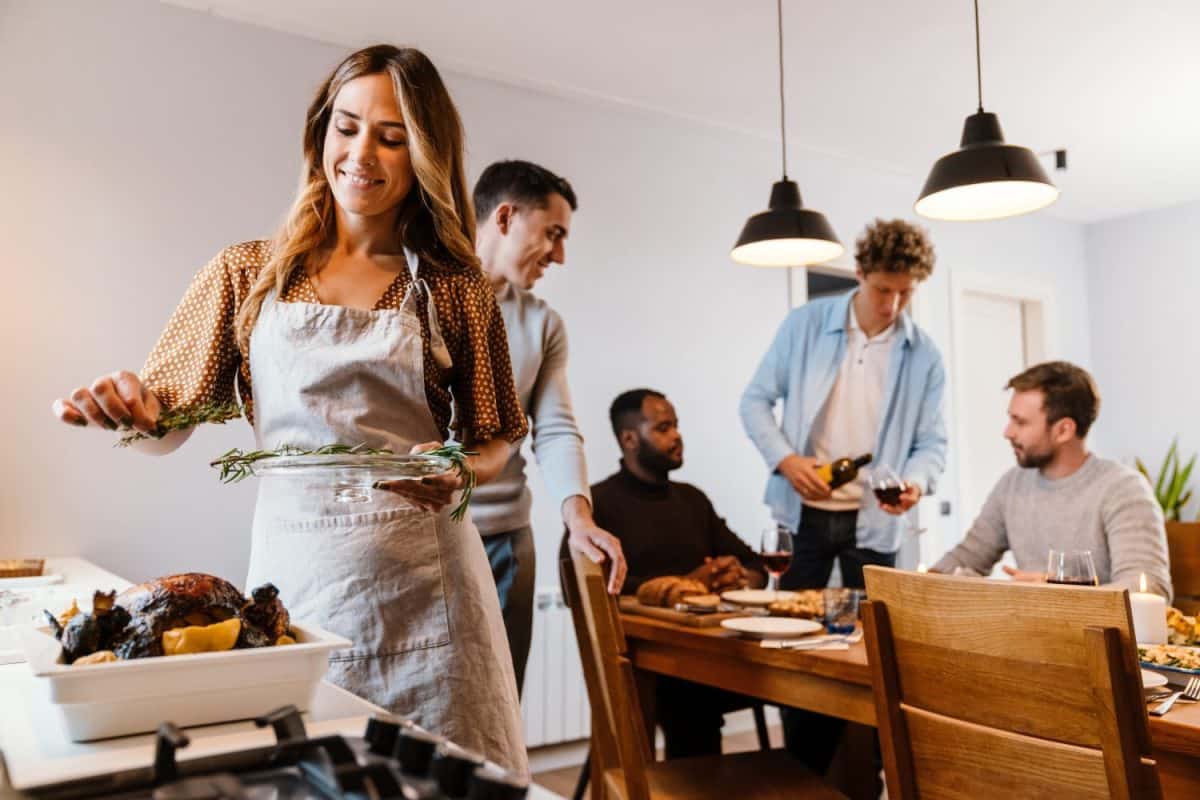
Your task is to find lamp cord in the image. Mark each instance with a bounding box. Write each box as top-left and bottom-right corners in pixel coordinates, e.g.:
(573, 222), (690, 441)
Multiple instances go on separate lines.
(974, 0), (984, 112)
(777, 0), (788, 178)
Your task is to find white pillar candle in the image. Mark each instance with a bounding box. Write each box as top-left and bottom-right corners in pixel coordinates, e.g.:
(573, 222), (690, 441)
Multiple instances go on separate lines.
(1130, 572), (1168, 644)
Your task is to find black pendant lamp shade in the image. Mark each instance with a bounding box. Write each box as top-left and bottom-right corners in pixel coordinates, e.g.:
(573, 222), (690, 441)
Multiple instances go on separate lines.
(915, 0), (1059, 221)
(731, 0), (843, 267)
(731, 179), (843, 266)
(915, 111), (1059, 221)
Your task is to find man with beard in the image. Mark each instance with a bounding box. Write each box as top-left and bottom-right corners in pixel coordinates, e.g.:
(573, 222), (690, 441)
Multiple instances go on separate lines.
(933, 361), (1171, 599)
(472, 160), (627, 697)
(562, 388), (766, 758)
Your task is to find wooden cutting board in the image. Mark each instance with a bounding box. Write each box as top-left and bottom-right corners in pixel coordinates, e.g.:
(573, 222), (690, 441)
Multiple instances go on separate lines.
(618, 595), (755, 627)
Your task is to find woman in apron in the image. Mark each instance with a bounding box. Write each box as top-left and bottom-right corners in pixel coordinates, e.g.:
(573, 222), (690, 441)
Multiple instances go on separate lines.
(51, 45), (529, 775)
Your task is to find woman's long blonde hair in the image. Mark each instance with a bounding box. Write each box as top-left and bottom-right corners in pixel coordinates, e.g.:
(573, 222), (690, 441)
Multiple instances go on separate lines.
(235, 45), (478, 351)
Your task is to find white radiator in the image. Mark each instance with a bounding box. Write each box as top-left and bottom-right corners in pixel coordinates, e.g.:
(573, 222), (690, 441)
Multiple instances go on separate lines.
(522, 587), (591, 747)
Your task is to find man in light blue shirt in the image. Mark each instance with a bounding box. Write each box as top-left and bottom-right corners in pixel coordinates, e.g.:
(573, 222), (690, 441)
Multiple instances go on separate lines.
(740, 218), (947, 585)
(740, 218), (947, 780)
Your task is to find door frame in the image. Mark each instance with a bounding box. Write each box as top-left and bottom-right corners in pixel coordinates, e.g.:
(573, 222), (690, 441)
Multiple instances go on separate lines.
(949, 270), (1059, 534)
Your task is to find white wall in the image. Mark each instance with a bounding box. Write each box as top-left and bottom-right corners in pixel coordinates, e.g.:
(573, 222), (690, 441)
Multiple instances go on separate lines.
(1, 0), (1092, 587)
(1086, 200), (1200, 518)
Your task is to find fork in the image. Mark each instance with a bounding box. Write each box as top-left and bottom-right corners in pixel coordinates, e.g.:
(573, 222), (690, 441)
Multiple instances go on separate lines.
(1150, 676), (1200, 716)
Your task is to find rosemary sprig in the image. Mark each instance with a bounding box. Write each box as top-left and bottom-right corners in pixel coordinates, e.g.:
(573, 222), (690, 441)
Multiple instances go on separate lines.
(116, 401), (244, 447)
(209, 442), (478, 522)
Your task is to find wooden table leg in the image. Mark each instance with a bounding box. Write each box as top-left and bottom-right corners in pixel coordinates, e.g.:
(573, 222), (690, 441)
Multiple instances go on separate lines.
(827, 721), (883, 800)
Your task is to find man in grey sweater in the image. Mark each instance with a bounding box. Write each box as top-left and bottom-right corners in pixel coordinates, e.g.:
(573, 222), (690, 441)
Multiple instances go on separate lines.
(933, 361), (1171, 599)
(471, 160), (626, 695)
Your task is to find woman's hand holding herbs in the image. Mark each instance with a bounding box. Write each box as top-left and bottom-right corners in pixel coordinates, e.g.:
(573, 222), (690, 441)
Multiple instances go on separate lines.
(373, 441), (466, 512)
(52, 370), (161, 434)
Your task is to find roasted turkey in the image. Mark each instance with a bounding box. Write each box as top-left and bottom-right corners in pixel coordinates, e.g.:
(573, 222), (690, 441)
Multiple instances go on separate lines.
(45, 572), (291, 662)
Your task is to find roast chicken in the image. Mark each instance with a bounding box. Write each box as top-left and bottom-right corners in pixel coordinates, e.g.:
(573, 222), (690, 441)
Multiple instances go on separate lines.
(46, 572), (291, 662)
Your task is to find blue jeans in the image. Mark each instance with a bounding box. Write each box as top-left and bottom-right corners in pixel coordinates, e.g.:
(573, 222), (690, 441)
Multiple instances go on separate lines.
(484, 526), (535, 697)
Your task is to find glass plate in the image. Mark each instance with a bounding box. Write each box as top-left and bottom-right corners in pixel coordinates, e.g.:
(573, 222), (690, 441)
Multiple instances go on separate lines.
(252, 453), (454, 504)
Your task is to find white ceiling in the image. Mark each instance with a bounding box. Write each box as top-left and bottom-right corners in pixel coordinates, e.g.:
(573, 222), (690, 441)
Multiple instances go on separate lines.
(164, 0), (1200, 224)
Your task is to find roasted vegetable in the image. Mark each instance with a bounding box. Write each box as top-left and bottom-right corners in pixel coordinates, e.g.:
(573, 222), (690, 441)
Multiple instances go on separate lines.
(238, 582), (290, 648)
(162, 618), (241, 655)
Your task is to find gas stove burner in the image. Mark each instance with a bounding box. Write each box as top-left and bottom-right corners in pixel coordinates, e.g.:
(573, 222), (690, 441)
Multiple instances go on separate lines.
(0, 706), (527, 800)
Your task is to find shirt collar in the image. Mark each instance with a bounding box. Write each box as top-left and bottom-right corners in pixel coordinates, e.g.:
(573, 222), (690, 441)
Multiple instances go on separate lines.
(824, 288), (913, 344)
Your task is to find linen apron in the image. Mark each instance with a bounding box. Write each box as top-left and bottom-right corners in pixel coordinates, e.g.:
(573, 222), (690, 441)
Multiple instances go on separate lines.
(244, 253), (527, 775)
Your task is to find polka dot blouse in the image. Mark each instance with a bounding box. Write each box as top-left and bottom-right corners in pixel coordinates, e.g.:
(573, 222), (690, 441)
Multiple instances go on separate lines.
(140, 240), (529, 444)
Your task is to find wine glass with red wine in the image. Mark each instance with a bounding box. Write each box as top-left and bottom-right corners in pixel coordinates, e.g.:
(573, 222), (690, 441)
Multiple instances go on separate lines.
(760, 527), (794, 599)
(869, 465), (926, 537)
(1046, 549), (1098, 586)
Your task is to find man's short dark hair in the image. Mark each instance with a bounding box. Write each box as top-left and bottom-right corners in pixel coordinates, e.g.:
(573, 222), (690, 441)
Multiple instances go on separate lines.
(473, 160), (578, 221)
(1007, 361), (1101, 438)
(609, 388), (666, 438)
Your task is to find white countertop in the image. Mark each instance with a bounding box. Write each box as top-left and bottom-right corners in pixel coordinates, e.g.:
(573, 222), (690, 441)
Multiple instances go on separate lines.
(0, 556), (132, 664)
(0, 664), (379, 788)
(0, 557), (562, 798)
(0, 556), (386, 789)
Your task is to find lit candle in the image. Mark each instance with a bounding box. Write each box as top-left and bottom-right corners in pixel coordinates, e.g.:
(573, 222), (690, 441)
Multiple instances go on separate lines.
(1130, 572), (1168, 645)
(916, 562), (928, 573)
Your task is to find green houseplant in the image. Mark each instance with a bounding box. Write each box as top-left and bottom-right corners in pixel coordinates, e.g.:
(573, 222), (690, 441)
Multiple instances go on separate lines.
(1136, 438), (1196, 522)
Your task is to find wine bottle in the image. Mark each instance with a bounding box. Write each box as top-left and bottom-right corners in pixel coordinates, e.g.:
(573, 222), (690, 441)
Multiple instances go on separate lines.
(816, 453), (873, 489)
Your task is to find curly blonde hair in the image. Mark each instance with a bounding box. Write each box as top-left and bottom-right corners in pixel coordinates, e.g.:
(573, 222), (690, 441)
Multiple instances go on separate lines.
(235, 45), (477, 352)
(854, 218), (935, 280)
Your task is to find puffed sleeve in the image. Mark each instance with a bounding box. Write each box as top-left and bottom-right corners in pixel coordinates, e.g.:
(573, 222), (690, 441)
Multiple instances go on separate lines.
(139, 244), (257, 414)
(448, 278), (529, 444)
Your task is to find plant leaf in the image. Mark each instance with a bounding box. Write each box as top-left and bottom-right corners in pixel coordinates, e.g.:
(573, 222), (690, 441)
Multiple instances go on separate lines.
(1136, 458), (1152, 482)
(1156, 439), (1179, 500)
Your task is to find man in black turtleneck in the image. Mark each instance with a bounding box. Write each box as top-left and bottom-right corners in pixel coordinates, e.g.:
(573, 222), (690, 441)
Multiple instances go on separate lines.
(561, 387), (765, 758)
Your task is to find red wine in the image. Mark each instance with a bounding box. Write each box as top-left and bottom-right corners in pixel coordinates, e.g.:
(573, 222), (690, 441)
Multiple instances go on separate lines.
(874, 486), (904, 506)
(762, 552), (793, 576)
(1047, 576), (1099, 586)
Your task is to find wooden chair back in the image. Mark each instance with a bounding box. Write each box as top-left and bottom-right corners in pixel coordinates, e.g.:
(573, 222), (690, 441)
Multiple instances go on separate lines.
(1166, 521), (1200, 613)
(861, 566), (1161, 800)
(564, 551), (655, 800)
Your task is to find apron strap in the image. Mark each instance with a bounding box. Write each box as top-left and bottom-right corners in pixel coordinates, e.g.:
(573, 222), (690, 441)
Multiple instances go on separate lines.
(403, 248), (453, 371)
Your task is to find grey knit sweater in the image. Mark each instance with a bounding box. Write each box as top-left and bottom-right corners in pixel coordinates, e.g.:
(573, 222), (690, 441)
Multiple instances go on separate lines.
(933, 455), (1172, 600)
(470, 283), (590, 537)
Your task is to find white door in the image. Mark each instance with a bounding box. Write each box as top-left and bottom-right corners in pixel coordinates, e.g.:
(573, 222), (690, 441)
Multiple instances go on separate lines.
(958, 291), (1030, 538)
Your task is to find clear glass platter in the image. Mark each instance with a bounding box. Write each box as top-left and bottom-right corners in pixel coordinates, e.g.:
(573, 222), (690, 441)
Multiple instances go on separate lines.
(251, 453), (454, 504)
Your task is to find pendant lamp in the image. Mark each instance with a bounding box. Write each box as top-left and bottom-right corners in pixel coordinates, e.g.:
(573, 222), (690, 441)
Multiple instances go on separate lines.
(731, 0), (843, 267)
(915, 0), (1059, 221)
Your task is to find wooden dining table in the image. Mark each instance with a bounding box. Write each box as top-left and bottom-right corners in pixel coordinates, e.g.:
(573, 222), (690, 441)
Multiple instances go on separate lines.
(619, 610), (1200, 799)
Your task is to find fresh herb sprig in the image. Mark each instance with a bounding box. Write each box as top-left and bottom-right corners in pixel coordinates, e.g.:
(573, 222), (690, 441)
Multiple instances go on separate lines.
(209, 442), (478, 521)
(116, 401), (244, 447)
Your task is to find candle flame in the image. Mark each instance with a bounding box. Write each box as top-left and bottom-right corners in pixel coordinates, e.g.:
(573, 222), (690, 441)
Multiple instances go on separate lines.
(1139, 572), (1148, 593)
(917, 562), (928, 573)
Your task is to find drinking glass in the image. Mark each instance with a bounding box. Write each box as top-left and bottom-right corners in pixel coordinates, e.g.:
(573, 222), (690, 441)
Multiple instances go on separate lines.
(823, 588), (863, 634)
(1046, 549), (1098, 586)
(759, 527), (794, 600)
(869, 465), (926, 537)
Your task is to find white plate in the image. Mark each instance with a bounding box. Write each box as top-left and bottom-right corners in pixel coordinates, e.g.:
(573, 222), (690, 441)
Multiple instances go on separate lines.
(721, 616), (824, 639)
(720, 589), (800, 607)
(1142, 669), (1168, 689)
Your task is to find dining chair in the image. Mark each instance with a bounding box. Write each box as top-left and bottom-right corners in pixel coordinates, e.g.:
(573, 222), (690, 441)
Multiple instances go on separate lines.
(861, 566), (1162, 800)
(563, 550), (844, 800)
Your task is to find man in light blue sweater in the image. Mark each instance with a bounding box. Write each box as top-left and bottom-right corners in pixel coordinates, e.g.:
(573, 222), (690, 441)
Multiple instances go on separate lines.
(472, 161), (626, 696)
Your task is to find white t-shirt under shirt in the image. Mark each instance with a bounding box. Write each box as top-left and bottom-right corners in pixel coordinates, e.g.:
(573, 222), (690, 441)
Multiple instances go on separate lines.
(806, 298), (897, 512)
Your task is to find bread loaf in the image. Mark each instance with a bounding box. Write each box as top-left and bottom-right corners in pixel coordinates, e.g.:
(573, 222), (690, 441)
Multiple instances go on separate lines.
(636, 576), (708, 608)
